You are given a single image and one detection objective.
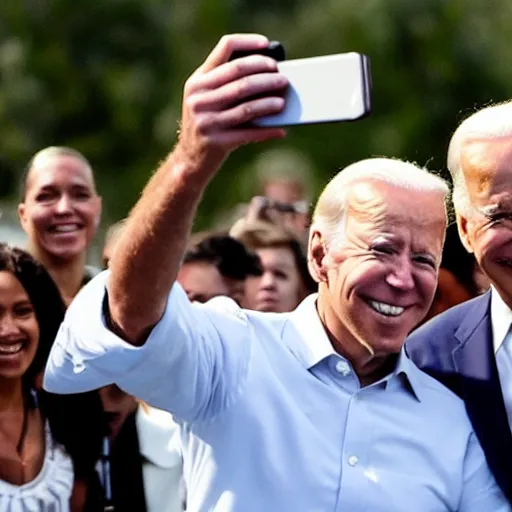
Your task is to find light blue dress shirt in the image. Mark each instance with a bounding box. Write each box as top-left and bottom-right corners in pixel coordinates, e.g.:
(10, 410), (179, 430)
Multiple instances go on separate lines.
(44, 272), (509, 512)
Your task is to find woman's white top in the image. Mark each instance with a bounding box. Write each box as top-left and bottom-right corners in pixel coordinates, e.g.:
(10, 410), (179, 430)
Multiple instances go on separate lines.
(0, 422), (74, 511)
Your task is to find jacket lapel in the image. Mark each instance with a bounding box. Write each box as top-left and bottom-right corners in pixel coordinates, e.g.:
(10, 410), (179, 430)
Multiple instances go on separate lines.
(452, 291), (512, 497)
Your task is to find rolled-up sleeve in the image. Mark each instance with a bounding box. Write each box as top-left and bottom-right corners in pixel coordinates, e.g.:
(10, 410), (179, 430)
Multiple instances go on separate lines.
(44, 271), (253, 422)
(460, 432), (511, 511)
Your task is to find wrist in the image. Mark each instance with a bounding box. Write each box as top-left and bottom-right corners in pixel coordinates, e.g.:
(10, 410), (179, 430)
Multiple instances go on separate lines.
(171, 140), (227, 187)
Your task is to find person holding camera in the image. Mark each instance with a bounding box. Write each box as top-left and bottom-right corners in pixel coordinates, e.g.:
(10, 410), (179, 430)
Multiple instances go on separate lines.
(44, 35), (508, 510)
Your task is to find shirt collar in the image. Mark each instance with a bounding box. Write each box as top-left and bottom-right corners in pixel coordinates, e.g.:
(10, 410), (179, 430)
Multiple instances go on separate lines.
(287, 294), (421, 401)
(287, 294), (337, 368)
(135, 405), (182, 468)
(390, 349), (422, 402)
(490, 285), (512, 354)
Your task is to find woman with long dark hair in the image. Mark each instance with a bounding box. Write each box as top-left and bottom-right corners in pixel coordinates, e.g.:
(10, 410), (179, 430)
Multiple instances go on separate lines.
(0, 243), (104, 510)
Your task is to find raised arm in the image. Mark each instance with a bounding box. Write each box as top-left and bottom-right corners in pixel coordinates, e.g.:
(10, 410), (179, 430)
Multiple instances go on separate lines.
(107, 34), (287, 344)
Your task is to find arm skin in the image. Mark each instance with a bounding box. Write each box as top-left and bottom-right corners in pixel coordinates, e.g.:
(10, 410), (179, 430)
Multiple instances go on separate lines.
(107, 34), (288, 345)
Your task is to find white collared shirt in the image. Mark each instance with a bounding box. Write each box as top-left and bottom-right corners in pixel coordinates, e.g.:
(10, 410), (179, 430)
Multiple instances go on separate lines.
(44, 272), (509, 511)
(136, 405), (184, 512)
(491, 286), (512, 432)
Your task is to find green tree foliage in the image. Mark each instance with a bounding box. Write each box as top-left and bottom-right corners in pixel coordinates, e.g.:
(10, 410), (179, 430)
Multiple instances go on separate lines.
(1, 0), (512, 228)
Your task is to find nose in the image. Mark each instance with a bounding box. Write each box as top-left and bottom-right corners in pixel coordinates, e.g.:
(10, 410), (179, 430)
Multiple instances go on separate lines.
(385, 259), (415, 291)
(260, 271), (277, 290)
(55, 194), (73, 215)
(0, 313), (22, 338)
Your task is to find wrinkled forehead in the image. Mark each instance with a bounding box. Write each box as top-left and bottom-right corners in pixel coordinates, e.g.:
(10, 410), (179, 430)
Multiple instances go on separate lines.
(345, 180), (446, 230)
(26, 153), (96, 192)
(461, 137), (512, 204)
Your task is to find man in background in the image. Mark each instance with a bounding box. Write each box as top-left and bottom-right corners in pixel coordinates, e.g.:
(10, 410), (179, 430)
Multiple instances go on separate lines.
(407, 101), (512, 501)
(178, 234), (262, 305)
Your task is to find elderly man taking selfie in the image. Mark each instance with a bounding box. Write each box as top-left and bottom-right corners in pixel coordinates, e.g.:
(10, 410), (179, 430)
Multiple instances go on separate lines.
(44, 35), (508, 511)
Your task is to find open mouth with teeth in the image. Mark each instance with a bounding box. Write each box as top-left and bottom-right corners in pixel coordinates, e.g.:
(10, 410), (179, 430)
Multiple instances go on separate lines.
(366, 299), (405, 317)
(48, 223), (83, 234)
(0, 342), (25, 356)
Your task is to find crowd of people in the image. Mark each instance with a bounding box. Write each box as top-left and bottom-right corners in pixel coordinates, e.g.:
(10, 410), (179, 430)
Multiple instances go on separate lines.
(1, 33), (512, 510)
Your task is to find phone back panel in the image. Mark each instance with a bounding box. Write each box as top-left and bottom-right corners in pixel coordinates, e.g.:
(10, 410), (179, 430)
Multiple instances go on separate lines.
(254, 52), (371, 127)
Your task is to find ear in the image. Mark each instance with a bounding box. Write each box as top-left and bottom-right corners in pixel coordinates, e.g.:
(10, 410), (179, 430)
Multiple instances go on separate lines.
(18, 203), (29, 232)
(308, 230), (329, 283)
(456, 213), (474, 254)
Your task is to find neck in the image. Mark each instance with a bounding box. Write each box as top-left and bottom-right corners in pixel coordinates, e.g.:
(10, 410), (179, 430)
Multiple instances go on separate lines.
(29, 244), (86, 305)
(0, 378), (24, 412)
(316, 288), (397, 386)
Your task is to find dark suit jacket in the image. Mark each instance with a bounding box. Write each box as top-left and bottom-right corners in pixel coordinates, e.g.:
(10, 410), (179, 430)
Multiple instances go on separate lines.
(406, 291), (512, 501)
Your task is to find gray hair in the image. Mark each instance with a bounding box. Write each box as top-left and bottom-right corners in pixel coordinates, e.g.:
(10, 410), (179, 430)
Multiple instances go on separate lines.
(447, 101), (512, 215)
(310, 157), (449, 250)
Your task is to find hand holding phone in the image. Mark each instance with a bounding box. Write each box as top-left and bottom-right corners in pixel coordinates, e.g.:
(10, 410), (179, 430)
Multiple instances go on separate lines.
(255, 52), (372, 127)
(229, 40), (372, 127)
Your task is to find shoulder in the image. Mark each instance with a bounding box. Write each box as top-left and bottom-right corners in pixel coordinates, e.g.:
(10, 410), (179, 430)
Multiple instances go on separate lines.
(407, 294), (489, 355)
(408, 365), (479, 443)
(410, 361), (468, 413)
(406, 294), (491, 394)
(198, 295), (290, 343)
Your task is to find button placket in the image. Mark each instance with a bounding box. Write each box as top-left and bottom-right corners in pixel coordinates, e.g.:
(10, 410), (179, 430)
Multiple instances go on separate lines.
(338, 391), (371, 510)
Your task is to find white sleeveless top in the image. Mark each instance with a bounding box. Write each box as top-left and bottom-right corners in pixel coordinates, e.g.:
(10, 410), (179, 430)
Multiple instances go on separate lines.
(0, 423), (74, 511)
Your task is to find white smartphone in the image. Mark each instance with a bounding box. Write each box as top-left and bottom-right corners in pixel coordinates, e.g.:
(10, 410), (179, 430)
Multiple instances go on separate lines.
(254, 52), (372, 127)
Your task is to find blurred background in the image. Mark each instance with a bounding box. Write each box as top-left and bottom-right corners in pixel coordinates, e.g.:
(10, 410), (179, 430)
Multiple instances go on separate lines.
(1, 0), (512, 249)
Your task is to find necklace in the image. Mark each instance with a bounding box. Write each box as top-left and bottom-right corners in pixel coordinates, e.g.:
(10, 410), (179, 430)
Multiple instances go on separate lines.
(15, 396), (30, 482)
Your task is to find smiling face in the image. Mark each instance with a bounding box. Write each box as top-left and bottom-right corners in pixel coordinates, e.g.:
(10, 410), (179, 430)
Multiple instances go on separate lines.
(0, 271), (40, 381)
(18, 153), (101, 262)
(312, 180), (446, 360)
(457, 137), (512, 308)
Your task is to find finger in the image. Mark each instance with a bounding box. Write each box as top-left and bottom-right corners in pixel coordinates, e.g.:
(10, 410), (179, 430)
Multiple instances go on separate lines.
(192, 55), (279, 93)
(215, 96), (285, 128)
(200, 34), (269, 73)
(190, 73), (288, 112)
(193, 96), (284, 134)
(217, 127), (287, 148)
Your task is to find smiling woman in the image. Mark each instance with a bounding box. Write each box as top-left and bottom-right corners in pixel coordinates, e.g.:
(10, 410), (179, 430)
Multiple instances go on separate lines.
(17, 147), (102, 305)
(0, 244), (105, 511)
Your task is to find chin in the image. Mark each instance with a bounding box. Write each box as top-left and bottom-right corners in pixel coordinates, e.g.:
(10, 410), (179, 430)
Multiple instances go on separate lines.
(46, 245), (87, 261)
(258, 304), (278, 313)
(0, 363), (31, 380)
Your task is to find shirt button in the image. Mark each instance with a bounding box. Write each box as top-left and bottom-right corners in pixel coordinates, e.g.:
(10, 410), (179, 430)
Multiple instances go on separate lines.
(335, 360), (351, 376)
(73, 362), (86, 374)
(348, 455), (359, 467)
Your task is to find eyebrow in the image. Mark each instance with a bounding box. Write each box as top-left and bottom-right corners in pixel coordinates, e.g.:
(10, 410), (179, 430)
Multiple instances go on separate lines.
(476, 204), (512, 217)
(477, 204), (499, 215)
(13, 299), (33, 308)
(35, 183), (93, 194)
(267, 262), (295, 272)
(373, 236), (437, 261)
(414, 251), (437, 262)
